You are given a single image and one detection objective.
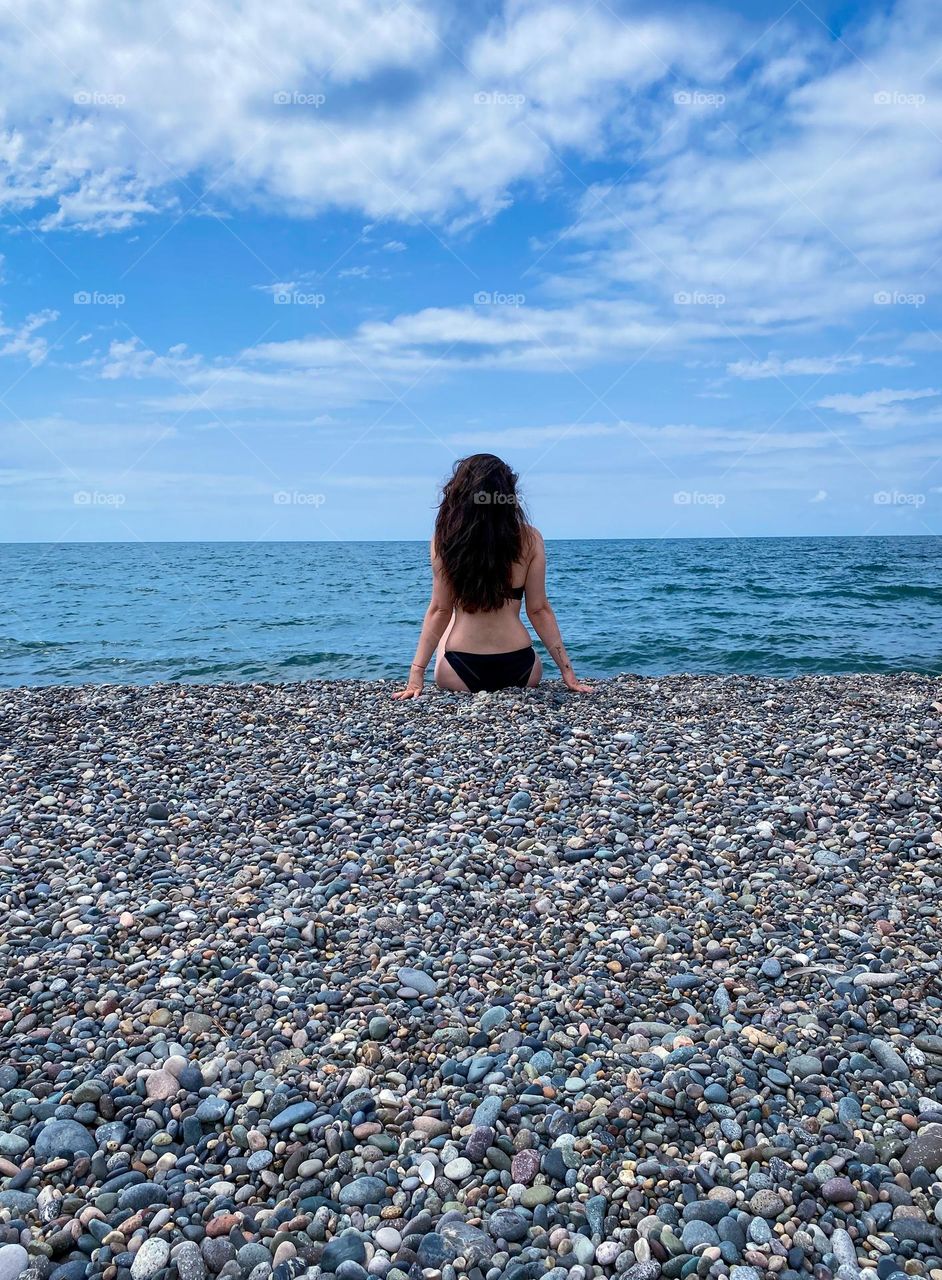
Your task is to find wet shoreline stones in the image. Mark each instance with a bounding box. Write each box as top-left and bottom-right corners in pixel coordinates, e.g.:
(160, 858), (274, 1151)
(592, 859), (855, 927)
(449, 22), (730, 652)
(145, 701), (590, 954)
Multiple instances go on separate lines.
(1, 673), (941, 1280)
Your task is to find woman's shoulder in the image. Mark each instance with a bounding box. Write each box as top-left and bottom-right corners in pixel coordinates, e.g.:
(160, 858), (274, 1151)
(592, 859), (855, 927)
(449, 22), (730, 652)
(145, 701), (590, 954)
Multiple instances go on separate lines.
(522, 524), (544, 556)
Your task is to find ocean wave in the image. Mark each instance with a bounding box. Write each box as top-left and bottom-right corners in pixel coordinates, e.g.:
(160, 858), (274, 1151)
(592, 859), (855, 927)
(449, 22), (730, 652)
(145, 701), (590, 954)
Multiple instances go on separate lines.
(0, 636), (77, 652)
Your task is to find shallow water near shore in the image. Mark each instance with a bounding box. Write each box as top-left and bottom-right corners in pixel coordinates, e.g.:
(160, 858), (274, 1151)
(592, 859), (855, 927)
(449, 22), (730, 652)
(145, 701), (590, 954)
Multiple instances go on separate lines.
(2, 535), (940, 685)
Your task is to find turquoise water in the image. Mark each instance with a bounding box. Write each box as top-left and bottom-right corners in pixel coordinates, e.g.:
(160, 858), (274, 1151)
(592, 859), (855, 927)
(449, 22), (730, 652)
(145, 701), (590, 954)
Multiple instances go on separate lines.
(1, 537), (940, 685)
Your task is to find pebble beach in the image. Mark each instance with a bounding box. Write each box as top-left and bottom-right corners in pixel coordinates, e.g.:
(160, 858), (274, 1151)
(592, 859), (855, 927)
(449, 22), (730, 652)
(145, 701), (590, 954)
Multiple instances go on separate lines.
(1, 674), (941, 1280)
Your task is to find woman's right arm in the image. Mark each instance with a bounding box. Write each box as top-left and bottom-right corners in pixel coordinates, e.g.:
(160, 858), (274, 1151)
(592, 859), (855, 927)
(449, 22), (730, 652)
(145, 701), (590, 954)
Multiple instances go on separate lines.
(392, 541), (455, 699)
(523, 529), (591, 692)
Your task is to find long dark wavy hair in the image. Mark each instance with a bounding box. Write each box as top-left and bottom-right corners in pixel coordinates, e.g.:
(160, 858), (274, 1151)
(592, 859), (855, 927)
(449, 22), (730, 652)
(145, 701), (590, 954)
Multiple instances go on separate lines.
(434, 454), (529, 613)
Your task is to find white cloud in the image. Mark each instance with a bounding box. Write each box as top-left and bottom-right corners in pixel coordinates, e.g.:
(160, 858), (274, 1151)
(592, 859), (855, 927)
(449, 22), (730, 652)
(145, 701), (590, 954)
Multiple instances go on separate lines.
(97, 337), (202, 381)
(727, 354), (913, 379)
(637, 424), (834, 454)
(37, 171), (171, 233)
(0, 0), (732, 233)
(549, 0), (942, 328)
(816, 384), (942, 430)
(446, 423), (621, 449)
(0, 309), (59, 364)
(904, 331), (942, 352)
(75, 296), (724, 419)
(4, 414), (178, 451)
(817, 386), (940, 415)
(80, 287), (936, 429)
(245, 298), (716, 379)
(442, 419), (839, 459)
(253, 281), (300, 296)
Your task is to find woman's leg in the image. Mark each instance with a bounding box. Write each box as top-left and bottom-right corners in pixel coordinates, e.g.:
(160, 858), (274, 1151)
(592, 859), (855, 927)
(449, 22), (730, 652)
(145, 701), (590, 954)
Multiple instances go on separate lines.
(434, 614), (470, 691)
(526, 653), (542, 687)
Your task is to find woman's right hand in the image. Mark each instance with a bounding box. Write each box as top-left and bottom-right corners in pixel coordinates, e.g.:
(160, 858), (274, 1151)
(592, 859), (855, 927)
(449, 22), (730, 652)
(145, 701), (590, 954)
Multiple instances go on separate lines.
(563, 673), (593, 693)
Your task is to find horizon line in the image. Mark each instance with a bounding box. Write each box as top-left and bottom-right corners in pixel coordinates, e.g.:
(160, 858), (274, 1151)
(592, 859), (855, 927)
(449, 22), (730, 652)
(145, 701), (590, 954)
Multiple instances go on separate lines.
(0, 532), (935, 547)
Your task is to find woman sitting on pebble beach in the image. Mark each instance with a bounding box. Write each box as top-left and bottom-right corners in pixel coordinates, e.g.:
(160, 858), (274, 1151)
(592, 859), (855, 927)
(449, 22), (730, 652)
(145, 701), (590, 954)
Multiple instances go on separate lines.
(394, 454), (591, 697)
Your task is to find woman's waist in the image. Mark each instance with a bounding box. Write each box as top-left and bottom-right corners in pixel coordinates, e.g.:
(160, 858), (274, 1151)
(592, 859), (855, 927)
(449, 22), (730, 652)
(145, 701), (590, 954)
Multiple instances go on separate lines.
(446, 616), (532, 654)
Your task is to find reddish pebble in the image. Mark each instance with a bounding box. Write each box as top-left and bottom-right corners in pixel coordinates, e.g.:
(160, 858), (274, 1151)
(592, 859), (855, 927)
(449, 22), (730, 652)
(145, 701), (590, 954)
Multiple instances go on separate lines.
(206, 1212), (242, 1237)
(511, 1148), (541, 1185)
(144, 1070), (179, 1100)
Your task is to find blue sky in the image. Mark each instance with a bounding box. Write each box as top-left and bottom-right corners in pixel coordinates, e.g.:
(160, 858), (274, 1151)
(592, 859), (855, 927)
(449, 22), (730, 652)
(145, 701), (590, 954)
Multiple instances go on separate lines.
(1, 0), (940, 541)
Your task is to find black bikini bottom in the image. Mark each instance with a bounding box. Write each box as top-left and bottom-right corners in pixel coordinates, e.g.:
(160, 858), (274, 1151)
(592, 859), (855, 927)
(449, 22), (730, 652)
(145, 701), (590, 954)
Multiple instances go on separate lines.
(444, 645), (536, 693)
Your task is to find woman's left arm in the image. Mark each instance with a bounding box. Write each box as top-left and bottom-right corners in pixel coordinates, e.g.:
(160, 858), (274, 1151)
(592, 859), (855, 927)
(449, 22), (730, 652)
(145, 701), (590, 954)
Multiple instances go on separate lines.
(392, 542), (455, 699)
